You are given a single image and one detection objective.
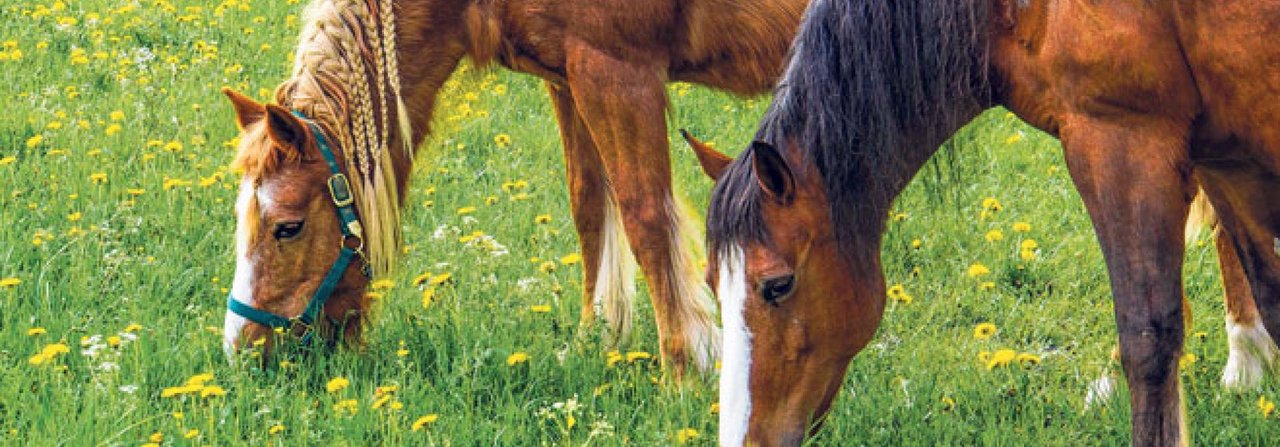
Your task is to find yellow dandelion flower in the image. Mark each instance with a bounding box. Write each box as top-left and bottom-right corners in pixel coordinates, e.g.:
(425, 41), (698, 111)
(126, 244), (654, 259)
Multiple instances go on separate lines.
(25, 135), (43, 149)
(371, 279), (394, 290)
(0, 156), (15, 166)
(966, 263), (991, 278)
(268, 424), (285, 435)
(1013, 222), (1031, 232)
(127, 188), (145, 196)
(534, 214), (551, 224)
(506, 352), (530, 366)
(0, 277), (21, 288)
(124, 323), (142, 333)
(429, 273), (452, 286)
(984, 229), (1004, 242)
(397, 348), (410, 357)
(185, 373), (215, 387)
(421, 287), (436, 309)
(981, 197), (1002, 212)
(675, 428), (700, 443)
(626, 351), (652, 362)
(1020, 249), (1038, 261)
(979, 281), (996, 291)
(110, 110), (125, 121)
(412, 271), (434, 286)
(1017, 353), (1042, 367)
(411, 414), (439, 431)
(1260, 395), (1276, 418)
(326, 376), (350, 393)
(1021, 239), (1039, 251)
(539, 261), (557, 273)
(530, 304), (551, 313)
(149, 432), (164, 443)
(560, 253), (582, 265)
(973, 323), (997, 340)
(710, 403), (720, 414)
(200, 386), (226, 398)
(941, 396), (956, 411)
(1179, 352), (1198, 370)
(104, 124), (122, 136)
(332, 399), (359, 416)
(89, 172), (107, 184)
(910, 238), (922, 249)
(493, 134), (511, 147)
(27, 327), (46, 337)
(106, 335), (120, 347)
(606, 351), (623, 368)
(184, 429), (199, 439)
(986, 349), (1017, 369)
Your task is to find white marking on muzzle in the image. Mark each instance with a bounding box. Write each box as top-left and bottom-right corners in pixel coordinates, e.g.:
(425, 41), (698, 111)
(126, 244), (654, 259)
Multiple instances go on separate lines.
(718, 247), (751, 446)
(224, 180), (257, 357)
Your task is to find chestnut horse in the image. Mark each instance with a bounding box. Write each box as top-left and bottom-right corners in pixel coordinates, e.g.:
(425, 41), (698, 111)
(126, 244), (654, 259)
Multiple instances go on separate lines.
(219, 0), (806, 374)
(695, 0), (1280, 445)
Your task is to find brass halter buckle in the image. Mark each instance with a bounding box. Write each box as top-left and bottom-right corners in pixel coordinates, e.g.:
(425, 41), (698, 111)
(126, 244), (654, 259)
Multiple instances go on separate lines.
(328, 173), (354, 207)
(287, 317), (313, 339)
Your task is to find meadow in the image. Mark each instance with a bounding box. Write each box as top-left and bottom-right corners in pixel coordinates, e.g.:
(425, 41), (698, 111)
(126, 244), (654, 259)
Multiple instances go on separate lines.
(2, 0), (1279, 445)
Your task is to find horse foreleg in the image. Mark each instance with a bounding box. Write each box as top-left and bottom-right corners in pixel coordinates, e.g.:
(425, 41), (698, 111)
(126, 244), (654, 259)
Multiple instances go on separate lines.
(564, 43), (720, 377)
(1062, 119), (1193, 447)
(546, 81), (638, 345)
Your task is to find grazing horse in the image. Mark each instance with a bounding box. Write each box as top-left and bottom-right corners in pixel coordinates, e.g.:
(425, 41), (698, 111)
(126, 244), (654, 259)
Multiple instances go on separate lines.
(219, 0), (807, 374)
(696, 0), (1280, 445)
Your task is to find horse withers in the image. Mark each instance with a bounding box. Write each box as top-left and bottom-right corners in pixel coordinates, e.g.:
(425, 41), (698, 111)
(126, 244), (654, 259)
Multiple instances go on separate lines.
(697, 0), (1280, 445)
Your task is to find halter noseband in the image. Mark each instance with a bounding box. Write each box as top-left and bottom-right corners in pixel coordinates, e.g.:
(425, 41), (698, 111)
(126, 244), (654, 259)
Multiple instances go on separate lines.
(226, 110), (369, 345)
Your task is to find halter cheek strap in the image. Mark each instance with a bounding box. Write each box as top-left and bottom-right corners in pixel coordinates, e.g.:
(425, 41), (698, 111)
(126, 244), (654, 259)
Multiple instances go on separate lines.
(226, 111), (369, 345)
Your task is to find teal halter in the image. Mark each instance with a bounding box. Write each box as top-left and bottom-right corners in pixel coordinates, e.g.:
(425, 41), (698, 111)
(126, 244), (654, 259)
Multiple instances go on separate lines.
(226, 111), (368, 345)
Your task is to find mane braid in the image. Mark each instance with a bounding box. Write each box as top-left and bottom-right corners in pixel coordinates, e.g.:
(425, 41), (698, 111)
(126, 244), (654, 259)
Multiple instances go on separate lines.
(276, 0), (412, 279)
(709, 0), (992, 263)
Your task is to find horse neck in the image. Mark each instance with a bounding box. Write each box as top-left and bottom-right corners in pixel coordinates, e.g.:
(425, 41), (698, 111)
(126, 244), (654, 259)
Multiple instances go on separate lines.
(386, 0), (474, 199)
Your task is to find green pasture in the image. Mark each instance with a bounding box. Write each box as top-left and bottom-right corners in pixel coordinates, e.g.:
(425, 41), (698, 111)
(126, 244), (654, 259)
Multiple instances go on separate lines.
(1, 0), (1277, 445)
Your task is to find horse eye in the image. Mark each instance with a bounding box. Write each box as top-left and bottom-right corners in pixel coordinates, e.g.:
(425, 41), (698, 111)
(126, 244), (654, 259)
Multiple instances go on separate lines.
(273, 221), (305, 240)
(760, 274), (795, 305)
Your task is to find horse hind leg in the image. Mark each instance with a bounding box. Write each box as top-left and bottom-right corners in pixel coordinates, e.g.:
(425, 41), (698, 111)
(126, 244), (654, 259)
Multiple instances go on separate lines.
(547, 82), (638, 344)
(1194, 185), (1280, 390)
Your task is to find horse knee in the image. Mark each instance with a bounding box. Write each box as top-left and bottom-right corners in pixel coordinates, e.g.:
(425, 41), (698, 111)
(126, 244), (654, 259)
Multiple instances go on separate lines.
(1118, 324), (1182, 386)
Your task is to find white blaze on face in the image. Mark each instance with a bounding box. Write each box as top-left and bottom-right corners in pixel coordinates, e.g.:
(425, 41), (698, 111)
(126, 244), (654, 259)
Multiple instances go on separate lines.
(718, 247), (752, 446)
(224, 179), (257, 356)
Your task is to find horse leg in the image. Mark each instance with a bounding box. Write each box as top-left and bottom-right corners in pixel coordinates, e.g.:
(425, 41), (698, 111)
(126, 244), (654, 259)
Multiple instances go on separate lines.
(1213, 221), (1279, 390)
(1195, 167), (1280, 390)
(546, 81), (638, 345)
(564, 43), (720, 376)
(1062, 120), (1193, 446)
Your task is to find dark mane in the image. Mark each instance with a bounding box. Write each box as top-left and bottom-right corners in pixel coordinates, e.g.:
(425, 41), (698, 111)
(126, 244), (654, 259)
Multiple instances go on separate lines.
(709, 0), (992, 261)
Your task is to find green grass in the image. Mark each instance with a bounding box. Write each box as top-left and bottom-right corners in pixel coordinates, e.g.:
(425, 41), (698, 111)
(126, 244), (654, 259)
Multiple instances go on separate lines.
(2, 0), (1278, 445)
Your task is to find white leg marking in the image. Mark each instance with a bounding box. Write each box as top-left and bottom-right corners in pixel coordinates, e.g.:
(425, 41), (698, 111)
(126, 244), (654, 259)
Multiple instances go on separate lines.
(718, 247), (751, 446)
(667, 198), (722, 371)
(224, 180), (258, 357)
(596, 192), (637, 346)
(1222, 314), (1279, 390)
(1084, 374), (1117, 409)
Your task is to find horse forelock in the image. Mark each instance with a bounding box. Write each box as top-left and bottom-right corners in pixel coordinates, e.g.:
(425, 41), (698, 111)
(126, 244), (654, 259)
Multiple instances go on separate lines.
(707, 148), (770, 261)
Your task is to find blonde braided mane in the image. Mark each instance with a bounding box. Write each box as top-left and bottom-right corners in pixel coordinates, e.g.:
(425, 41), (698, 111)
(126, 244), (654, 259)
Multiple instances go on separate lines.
(274, 0), (413, 278)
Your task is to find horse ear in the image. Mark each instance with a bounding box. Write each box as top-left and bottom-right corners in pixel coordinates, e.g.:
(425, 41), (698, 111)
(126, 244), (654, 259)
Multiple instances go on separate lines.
(751, 141), (795, 204)
(223, 87), (264, 130)
(263, 104), (308, 155)
(680, 129), (732, 181)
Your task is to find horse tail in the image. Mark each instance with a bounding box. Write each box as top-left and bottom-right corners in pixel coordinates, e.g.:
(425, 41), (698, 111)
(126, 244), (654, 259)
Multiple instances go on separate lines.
(597, 190), (638, 347)
(1185, 189), (1218, 247)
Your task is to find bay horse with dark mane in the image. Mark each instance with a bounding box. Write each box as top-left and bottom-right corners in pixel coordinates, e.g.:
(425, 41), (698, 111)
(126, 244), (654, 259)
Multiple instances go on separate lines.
(694, 0), (1280, 445)
(218, 0), (806, 375)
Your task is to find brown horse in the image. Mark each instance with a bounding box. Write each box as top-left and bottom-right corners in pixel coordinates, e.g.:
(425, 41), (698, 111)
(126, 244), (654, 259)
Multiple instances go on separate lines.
(219, 0), (806, 375)
(696, 0), (1280, 445)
